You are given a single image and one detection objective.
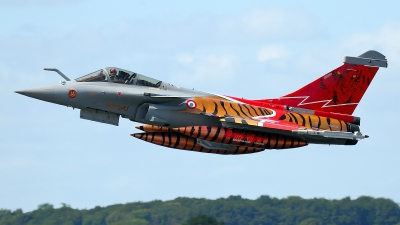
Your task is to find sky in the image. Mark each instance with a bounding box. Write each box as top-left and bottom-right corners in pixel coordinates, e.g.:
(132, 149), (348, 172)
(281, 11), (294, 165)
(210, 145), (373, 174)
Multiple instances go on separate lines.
(1, 0), (400, 212)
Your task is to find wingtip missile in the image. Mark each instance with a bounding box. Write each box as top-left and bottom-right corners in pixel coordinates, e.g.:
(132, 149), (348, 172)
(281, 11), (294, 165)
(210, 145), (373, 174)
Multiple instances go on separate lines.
(292, 129), (369, 140)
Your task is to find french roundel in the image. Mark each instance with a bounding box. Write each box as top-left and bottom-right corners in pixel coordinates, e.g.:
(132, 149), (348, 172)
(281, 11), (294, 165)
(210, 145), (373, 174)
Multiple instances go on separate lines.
(186, 100), (197, 109)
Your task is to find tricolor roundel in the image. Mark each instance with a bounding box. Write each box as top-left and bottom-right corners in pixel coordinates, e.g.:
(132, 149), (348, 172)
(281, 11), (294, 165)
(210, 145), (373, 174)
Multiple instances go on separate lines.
(186, 100), (197, 109)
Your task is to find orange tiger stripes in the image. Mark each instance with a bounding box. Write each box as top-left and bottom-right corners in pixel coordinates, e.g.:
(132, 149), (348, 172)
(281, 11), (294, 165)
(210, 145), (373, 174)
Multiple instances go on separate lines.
(174, 126), (307, 149)
(279, 112), (349, 132)
(135, 125), (175, 133)
(190, 97), (274, 119)
(131, 132), (265, 155)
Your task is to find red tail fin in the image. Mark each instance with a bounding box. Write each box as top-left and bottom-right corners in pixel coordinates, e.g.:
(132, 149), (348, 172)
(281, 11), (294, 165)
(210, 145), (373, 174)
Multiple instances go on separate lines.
(263, 50), (387, 115)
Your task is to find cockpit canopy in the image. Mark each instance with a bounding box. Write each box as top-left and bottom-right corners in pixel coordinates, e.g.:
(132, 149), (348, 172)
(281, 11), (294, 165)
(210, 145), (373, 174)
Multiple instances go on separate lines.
(75, 67), (162, 88)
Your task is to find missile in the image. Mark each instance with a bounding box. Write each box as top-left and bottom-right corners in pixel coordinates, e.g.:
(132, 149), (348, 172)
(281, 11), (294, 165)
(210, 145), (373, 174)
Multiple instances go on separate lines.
(173, 126), (307, 149)
(292, 129), (369, 140)
(131, 132), (265, 155)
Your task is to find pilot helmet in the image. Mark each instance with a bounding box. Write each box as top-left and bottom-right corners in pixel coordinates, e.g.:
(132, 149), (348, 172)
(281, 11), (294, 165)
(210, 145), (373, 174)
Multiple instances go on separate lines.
(110, 68), (116, 75)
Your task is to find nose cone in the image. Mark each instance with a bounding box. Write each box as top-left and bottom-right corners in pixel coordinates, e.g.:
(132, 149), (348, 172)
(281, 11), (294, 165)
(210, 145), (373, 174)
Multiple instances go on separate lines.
(15, 87), (54, 102)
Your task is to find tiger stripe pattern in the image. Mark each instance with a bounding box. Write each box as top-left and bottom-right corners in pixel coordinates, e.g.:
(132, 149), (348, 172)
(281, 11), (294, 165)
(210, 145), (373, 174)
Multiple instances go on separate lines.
(174, 126), (307, 149)
(279, 112), (349, 132)
(220, 117), (260, 126)
(136, 125), (175, 133)
(188, 97), (274, 119)
(132, 132), (265, 155)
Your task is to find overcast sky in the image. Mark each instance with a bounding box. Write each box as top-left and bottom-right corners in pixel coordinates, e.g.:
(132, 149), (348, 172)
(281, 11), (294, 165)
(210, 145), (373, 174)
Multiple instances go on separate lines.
(1, 0), (400, 212)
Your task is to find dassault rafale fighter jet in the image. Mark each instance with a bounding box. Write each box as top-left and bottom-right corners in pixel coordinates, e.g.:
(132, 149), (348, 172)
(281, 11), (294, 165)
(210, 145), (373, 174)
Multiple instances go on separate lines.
(16, 50), (387, 155)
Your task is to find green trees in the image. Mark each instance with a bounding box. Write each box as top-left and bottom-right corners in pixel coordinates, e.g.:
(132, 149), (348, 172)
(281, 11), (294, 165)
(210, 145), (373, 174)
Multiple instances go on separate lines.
(0, 196), (399, 225)
(182, 215), (224, 225)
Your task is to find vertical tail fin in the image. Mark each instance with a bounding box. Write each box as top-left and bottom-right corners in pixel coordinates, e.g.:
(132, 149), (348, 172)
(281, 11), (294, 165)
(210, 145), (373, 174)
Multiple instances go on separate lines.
(270, 50), (387, 115)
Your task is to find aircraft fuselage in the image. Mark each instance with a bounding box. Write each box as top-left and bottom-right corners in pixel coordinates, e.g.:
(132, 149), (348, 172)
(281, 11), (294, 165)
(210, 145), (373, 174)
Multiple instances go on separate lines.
(16, 51), (388, 155)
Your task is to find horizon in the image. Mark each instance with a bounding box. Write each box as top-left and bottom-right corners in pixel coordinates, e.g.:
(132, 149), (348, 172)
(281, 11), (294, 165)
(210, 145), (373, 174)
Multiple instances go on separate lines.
(4, 194), (399, 213)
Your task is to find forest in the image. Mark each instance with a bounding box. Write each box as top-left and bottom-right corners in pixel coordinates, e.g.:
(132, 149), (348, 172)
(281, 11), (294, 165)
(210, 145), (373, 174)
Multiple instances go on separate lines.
(0, 195), (399, 225)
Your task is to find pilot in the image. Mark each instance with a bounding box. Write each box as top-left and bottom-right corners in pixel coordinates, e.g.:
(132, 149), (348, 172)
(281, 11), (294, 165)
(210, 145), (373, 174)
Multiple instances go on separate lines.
(109, 68), (117, 81)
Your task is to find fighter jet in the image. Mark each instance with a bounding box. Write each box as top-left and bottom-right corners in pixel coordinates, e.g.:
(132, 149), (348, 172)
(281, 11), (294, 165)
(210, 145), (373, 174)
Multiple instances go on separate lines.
(15, 50), (387, 155)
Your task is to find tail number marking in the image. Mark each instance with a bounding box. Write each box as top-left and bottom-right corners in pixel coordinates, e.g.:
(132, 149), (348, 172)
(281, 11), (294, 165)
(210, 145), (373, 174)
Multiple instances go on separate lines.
(106, 103), (129, 111)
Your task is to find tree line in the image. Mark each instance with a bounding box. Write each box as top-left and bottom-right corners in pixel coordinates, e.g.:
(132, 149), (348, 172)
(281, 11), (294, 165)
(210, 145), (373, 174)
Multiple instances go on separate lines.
(0, 195), (399, 225)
